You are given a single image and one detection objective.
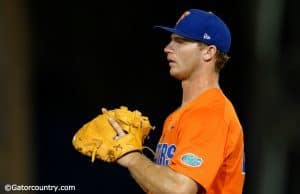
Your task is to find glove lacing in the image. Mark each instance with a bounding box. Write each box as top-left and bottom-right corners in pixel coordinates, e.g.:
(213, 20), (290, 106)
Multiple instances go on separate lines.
(142, 146), (156, 159)
(91, 139), (102, 162)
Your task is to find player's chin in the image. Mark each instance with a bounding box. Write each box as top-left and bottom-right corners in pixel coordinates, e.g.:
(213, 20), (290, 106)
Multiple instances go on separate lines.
(169, 69), (185, 80)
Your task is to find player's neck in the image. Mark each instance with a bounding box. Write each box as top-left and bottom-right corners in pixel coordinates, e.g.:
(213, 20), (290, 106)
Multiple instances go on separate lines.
(181, 72), (219, 106)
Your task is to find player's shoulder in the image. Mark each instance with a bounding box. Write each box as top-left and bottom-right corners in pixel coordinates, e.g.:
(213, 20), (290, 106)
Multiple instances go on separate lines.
(194, 89), (227, 114)
(184, 89), (238, 122)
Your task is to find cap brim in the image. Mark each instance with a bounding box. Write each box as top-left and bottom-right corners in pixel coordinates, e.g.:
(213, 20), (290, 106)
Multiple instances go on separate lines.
(154, 25), (202, 44)
(153, 26), (177, 34)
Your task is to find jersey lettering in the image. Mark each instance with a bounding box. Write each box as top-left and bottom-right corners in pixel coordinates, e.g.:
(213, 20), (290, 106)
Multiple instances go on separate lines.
(155, 143), (176, 165)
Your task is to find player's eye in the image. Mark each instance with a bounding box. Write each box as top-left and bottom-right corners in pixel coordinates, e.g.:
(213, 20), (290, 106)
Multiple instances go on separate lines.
(174, 38), (185, 43)
(173, 37), (194, 44)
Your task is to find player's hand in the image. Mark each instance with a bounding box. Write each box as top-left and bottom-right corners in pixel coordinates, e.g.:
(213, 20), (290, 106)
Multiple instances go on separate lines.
(101, 108), (126, 139)
(101, 108), (140, 167)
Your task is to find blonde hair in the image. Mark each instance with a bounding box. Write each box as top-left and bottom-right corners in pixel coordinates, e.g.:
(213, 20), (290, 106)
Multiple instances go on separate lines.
(215, 50), (230, 72)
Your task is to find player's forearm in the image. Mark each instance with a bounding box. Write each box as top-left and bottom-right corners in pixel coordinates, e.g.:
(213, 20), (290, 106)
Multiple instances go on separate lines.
(125, 152), (196, 194)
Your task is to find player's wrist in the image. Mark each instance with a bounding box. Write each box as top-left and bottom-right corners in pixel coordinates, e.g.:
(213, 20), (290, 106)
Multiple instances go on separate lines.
(118, 151), (142, 168)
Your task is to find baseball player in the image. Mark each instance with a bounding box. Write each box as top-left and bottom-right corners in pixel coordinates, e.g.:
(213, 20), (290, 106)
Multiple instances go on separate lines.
(76, 8), (246, 194)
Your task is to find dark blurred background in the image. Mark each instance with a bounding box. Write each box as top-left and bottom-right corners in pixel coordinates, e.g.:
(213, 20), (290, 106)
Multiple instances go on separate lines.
(1, 0), (299, 193)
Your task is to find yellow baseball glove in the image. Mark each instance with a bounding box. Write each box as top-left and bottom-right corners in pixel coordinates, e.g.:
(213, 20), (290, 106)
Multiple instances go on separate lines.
(72, 106), (154, 162)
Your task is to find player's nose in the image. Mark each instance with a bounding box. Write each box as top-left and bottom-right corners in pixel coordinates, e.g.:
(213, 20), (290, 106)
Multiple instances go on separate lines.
(164, 41), (174, 54)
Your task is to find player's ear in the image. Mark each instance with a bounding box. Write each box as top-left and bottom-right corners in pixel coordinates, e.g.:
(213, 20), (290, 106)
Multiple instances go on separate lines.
(202, 45), (217, 61)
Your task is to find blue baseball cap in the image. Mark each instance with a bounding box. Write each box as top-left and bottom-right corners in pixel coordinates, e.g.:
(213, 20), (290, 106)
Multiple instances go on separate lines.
(155, 9), (231, 53)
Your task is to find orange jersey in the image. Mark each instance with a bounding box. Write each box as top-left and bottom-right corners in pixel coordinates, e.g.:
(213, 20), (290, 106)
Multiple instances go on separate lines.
(154, 88), (245, 194)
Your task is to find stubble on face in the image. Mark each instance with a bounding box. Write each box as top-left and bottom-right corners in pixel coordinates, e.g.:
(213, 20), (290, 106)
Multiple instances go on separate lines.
(168, 45), (202, 81)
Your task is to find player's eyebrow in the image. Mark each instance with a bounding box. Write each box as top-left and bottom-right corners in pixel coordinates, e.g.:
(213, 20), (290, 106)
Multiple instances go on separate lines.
(171, 34), (195, 43)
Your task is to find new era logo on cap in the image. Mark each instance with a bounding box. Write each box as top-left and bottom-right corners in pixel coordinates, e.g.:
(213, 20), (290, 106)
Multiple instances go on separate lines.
(155, 9), (231, 53)
(203, 33), (211, 40)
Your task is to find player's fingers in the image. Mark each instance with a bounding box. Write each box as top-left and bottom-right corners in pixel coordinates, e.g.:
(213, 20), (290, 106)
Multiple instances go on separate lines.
(102, 107), (126, 138)
(101, 108), (108, 113)
(108, 117), (126, 137)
